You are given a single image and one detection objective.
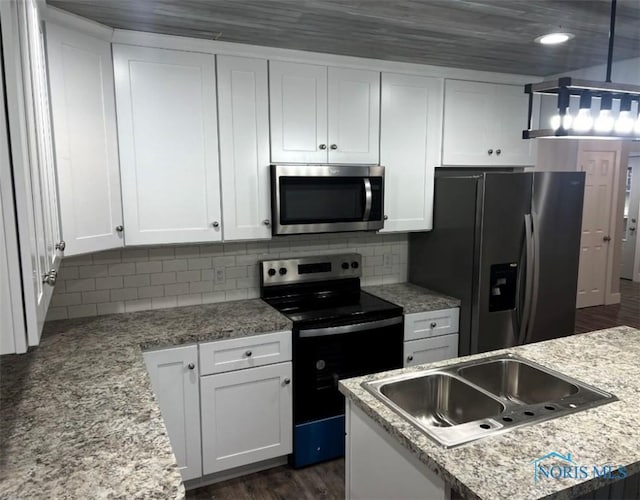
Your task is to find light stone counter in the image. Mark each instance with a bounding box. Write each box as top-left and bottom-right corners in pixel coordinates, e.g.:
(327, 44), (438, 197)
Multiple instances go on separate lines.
(0, 299), (292, 499)
(339, 326), (640, 500)
(364, 282), (460, 314)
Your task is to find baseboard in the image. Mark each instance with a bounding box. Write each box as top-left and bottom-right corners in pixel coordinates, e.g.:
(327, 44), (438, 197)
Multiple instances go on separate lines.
(605, 292), (621, 305)
(183, 456), (288, 491)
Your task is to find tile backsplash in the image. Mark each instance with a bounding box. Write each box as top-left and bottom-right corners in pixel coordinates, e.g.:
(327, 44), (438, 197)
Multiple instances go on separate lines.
(46, 232), (408, 321)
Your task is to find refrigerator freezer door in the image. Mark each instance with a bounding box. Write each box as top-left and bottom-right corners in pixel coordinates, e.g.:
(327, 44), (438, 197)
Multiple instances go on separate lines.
(474, 173), (532, 354)
(525, 172), (585, 343)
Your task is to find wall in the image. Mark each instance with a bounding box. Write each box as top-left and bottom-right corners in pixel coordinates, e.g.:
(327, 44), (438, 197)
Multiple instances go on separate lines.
(46, 232), (409, 321)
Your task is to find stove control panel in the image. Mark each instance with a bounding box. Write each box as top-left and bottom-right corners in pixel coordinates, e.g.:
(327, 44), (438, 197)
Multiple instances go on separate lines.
(260, 253), (362, 287)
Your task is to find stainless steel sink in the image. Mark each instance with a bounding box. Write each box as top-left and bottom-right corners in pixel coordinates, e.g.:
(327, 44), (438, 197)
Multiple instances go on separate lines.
(363, 353), (617, 447)
(380, 373), (504, 427)
(457, 359), (580, 405)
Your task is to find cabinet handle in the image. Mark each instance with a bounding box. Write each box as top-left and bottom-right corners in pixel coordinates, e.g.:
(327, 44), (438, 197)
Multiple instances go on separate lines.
(407, 355), (414, 362)
(487, 149), (493, 155)
(187, 363), (195, 370)
(496, 149), (502, 155)
(245, 350), (252, 357)
(430, 322), (437, 328)
(42, 269), (57, 286)
(330, 144), (338, 150)
(115, 225), (124, 232)
(603, 235), (611, 242)
(262, 219), (270, 226)
(212, 221), (220, 228)
(319, 144), (327, 150)
(283, 378), (291, 385)
(55, 241), (66, 252)
(383, 215), (389, 220)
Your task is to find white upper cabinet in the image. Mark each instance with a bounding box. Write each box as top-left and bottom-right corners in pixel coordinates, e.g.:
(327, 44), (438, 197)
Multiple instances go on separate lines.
(269, 61), (328, 164)
(217, 55), (271, 241)
(113, 44), (222, 245)
(327, 67), (380, 164)
(269, 61), (380, 164)
(47, 23), (123, 256)
(380, 73), (442, 232)
(442, 80), (535, 166)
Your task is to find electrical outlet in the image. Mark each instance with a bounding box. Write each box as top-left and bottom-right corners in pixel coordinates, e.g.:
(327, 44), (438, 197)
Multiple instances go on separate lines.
(384, 254), (393, 267)
(215, 268), (226, 284)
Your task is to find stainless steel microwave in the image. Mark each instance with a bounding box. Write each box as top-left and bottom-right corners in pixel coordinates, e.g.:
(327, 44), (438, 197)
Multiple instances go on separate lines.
(270, 164), (385, 235)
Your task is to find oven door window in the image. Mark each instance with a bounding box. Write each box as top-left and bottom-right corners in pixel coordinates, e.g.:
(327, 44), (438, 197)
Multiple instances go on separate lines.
(279, 177), (381, 224)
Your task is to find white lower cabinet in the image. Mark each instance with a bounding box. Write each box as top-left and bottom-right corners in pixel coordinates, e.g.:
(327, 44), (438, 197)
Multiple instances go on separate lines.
(403, 308), (460, 367)
(143, 345), (202, 481)
(346, 400), (446, 500)
(200, 362), (293, 475)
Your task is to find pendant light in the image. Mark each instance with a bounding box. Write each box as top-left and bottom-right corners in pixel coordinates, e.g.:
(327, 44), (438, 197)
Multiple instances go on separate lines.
(523, 0), (640, 140)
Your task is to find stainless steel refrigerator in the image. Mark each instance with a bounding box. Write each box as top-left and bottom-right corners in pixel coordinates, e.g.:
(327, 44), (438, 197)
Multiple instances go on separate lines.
(409, 171), (585, 356)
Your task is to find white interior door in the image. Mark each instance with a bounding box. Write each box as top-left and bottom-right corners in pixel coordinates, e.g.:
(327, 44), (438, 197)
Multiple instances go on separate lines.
(217, 55), (271, 241)
(47, 23), (124, 255)
(622, 158), (640, 280)
(327, 67), (379, 164)
(114, 44), (222, 245)
(379, 72), (442, 232)
(269, 60), (328, 163)
(577, 151), (616, 308)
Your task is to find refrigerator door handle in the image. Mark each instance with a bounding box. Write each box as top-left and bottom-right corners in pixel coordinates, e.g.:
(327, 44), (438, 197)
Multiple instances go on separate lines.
(519, 214), (534, 344)
(523, 211), (541, 344)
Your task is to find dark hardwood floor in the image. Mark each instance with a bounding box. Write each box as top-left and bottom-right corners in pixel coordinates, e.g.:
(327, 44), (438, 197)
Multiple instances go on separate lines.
(187, 280), (639, 500)
(574, 279), (640, 333)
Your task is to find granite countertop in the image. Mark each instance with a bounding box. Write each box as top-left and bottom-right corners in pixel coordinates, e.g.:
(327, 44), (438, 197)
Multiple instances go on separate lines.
(0, 299), (292, 499)
(340, 326), (640, 500)
(364, 282), (460, 314)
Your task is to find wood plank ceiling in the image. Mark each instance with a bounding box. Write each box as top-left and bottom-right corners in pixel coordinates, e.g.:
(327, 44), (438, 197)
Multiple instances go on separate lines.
(47, 0), (640, 76)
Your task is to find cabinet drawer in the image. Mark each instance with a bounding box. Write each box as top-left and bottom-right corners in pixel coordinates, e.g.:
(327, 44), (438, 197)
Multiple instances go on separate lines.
(404, 334), (459, 367)
(404, 308), (459, 341)
(199, 331), (292, 375)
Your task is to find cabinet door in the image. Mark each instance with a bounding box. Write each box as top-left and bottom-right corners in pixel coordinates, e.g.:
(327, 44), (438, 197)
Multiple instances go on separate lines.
(404, 334), (459, 367)
(0, 56), (27, 354)
(269, 61), (327, 163)
(201, 362), (292, 474)
(217, 55), (271, 241)
(442, 80), (495, 166)
(143, 345), (202, 481)
(380, 73), (442, 232)
(327, 67), (379, 164)
(492, 83), (536, 166)
(114, 45), (222, 245)
(47, 23), (123, 256)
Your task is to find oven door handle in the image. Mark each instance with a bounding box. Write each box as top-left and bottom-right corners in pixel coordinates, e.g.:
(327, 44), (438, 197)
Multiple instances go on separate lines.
(299, 316), (402, 338)
(363, 178), (372, 221)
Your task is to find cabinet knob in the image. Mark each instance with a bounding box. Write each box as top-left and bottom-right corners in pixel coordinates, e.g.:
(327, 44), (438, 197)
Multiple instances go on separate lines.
(319, 144), (327, 150)
(496, 149), (502, 155)
(42, 269), (57, 286)
(55, 241), (66, 252)
(115, 225), (124, 232)
(187, 363), (195, 370)
(330, 144), (338, 150)
(603, 235), (611, 242)
(283, 378), (291, 385)
(212, 221), (220, 228)
(245, 350), (252, 357)
(383, 215), (389, 220)
(487, 149), (493, 155)
(430, 322), (437, 328)
(262, 219), (270, 226)
(407, 355), (414, 362)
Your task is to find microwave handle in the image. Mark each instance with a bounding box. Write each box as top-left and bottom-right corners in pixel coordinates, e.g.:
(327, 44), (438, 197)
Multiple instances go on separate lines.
(363, 178), (372, 221)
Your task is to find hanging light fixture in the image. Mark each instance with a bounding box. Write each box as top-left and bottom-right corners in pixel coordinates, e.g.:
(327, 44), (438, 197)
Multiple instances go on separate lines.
(523, 0), (640, 140)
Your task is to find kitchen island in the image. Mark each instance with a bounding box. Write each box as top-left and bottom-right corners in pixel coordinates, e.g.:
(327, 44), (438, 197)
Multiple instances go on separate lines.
(340, 326), (640, 500)
(0, 300), (291, 499)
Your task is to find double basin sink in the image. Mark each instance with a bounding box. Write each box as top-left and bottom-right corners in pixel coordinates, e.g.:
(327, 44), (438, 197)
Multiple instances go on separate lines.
(363, 353), (617, 447)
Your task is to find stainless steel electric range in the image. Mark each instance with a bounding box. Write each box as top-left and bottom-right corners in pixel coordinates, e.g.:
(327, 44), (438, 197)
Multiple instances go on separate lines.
(260, 253), (403, 468)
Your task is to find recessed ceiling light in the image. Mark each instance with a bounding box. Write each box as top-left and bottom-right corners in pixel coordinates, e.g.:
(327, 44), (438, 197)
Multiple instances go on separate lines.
(535, 32), (575, 45)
